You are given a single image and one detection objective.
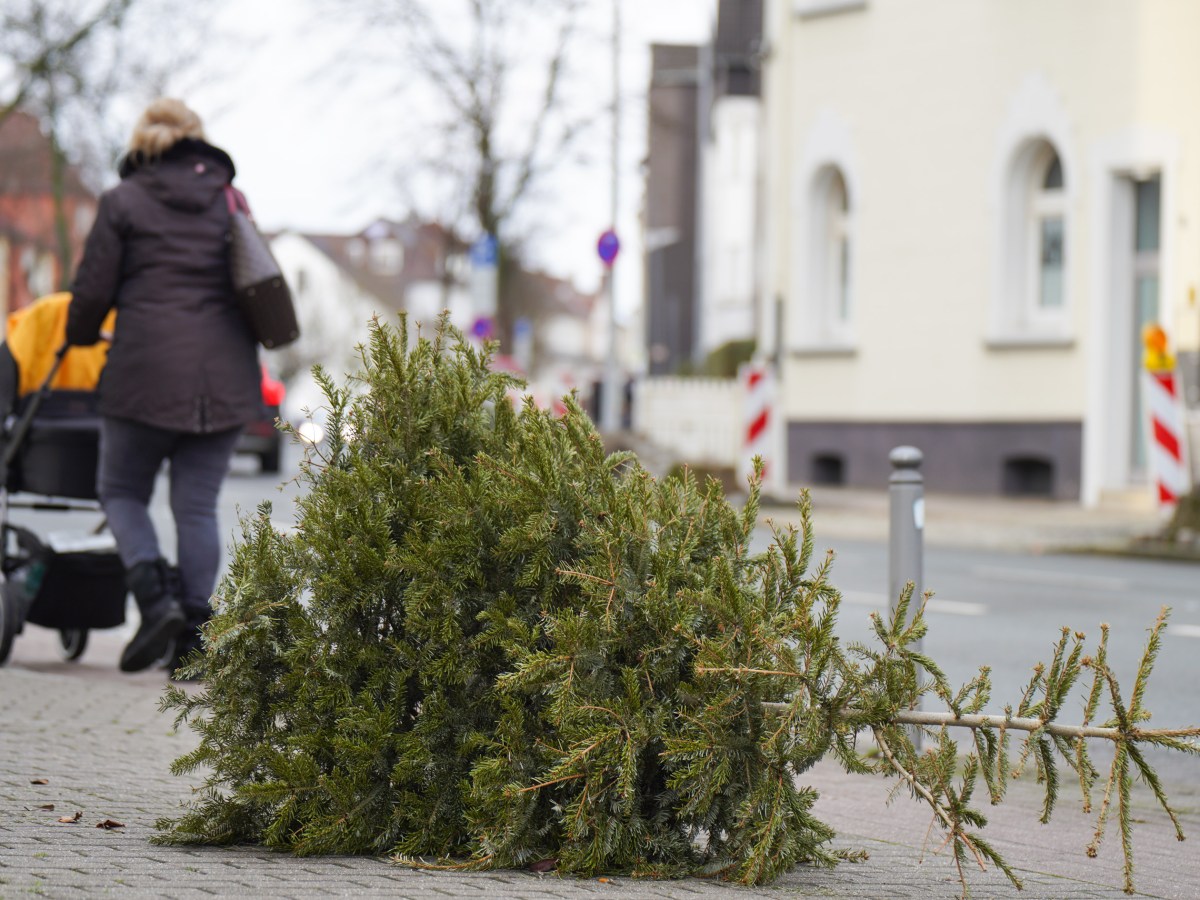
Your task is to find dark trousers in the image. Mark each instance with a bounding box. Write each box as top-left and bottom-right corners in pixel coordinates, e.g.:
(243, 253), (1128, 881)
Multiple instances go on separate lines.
(97, 417), (241, 618)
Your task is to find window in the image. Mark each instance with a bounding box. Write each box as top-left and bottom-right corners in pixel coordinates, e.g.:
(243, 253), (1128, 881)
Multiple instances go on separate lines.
(826, 169), (852, 326)
(789, 110), (859, 353)
(445, 252), (469, 283)
(791, 163), (856, 350)
(992, 138), (1070, 344)
(1031, 150), (1065, 313)
(370, 238), (404, 276)
(73, 205), (95, 241)
(814, 166), (854, 340)
(1130, 176), (1161, 477)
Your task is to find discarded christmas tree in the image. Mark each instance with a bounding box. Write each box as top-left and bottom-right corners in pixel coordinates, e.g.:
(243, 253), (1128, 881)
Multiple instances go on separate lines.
(157, 315), (1200, 895)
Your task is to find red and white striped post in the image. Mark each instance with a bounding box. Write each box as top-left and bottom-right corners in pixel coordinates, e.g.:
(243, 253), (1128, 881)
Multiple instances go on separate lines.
(740, 361), (775, 487)
(1142, 324), (1190, 508)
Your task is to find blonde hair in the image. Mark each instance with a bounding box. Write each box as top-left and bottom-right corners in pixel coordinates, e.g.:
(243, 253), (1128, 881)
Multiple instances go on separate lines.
(128, 98), (205, 157)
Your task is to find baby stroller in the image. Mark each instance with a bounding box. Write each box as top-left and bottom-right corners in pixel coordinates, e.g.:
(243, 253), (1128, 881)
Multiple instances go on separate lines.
(0, 293), (127, 665)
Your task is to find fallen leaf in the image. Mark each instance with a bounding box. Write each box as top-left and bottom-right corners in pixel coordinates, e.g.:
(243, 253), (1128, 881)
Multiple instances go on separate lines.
(95, 820), (125, 830)
(57, 812), (82, 823)
(529, 858), (558, 873)
(30, 778), (48, 785)
(39, 804), (55, 811)
(598, 876), (612, 883)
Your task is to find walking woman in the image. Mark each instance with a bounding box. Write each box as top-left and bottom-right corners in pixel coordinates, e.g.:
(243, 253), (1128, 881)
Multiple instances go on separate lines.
(67, 98), (261, 675)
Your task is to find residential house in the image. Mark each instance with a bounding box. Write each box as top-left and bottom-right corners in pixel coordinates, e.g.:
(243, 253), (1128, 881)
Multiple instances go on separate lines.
(506, 267), (606, 411)
(269, 218), (472, 383)
(270, 219), (606, 414)
(760, 0), (1200, 505)
(644, 44), (701, 376)
(0, 111), (97, 320)
(700, 0), (764, 357)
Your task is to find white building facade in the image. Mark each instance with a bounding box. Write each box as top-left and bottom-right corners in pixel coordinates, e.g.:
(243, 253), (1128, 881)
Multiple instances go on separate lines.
(268, 231), (382, 386)
(702, 95), (762, 355)
(761, 0), (1200, 504)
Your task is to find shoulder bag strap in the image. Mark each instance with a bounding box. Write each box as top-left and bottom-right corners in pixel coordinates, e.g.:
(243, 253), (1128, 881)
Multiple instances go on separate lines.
(223, 184), (253, 219)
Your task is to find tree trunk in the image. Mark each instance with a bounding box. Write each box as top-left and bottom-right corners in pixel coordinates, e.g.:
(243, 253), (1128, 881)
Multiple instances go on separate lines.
(48, 125), (74, 291)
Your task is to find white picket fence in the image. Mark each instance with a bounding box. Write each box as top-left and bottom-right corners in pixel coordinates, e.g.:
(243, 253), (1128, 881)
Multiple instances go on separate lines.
(632, 377), (742, 468)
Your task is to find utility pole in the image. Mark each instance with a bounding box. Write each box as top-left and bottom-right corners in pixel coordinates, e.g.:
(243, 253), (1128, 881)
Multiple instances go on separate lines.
(599, 0), (622, 433)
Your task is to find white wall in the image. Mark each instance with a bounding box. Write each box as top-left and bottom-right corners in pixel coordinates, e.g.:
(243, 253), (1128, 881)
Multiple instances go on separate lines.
(633, 376), (742, 467)
(269, 232), (380, 382)
(762, 0), (1200, 501)
(404, 278), (472, 333)
(701, 97), (761, 355)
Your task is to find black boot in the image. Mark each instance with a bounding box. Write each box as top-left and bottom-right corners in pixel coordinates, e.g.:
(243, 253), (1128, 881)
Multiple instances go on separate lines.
(166, 603), (210, 682)
(120, 558), (186, 673)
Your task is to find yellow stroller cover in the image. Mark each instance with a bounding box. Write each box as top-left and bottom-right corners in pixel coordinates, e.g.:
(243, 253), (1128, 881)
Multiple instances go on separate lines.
(5, 292), (115, 397)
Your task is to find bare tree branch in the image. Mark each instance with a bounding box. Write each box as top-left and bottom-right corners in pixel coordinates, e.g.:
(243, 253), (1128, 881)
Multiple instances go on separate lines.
(498, 0), (578, 223)
(0, 0), (215, 288)
(0, 0), (135, 128)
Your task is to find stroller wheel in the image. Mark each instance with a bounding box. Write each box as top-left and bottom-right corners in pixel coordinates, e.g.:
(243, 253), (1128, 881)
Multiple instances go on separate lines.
(57, 629), (88, 662)
(0, 582), (17, 666)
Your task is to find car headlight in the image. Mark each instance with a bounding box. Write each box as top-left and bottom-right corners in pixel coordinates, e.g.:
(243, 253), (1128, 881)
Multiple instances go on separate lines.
(297, 421), (326, 445)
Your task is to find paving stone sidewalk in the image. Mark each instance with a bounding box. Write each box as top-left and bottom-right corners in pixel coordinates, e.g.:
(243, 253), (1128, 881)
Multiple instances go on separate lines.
(2, 627), (1197, 900)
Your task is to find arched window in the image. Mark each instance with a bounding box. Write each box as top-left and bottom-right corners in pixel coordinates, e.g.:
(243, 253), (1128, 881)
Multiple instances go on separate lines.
(802, 164), (854, 344)
(824, 168), (853, 327)
(1031, 148), (1065, 312)
(994, 137), (1070, 342)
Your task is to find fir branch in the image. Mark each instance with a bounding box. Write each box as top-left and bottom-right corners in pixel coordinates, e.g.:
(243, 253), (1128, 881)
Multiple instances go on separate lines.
(757, 707), (1200, 746)
(873, 730), (1016, 897)
(516, 772), (586, 793)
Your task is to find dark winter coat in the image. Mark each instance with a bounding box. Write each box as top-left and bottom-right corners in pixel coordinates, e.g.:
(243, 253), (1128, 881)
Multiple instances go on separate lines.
(67, 138), (261, 433)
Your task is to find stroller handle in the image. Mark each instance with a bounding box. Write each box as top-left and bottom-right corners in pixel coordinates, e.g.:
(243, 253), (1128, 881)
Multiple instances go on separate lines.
(1, 343), (74, 477)
(38, 343), (71, 392)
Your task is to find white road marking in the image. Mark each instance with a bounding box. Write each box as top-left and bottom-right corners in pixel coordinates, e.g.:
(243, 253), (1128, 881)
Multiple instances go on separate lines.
(840, 591), (987, 617)
(1167, 624), (1200, 639)
(970, 566), (1129, 593)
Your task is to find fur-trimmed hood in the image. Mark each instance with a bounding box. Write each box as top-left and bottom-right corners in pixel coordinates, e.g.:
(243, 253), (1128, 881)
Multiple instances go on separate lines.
(118, 139), (236, 213)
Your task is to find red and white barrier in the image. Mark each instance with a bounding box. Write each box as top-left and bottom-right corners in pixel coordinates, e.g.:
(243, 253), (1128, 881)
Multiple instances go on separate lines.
(740, 362), (775, 486)
(1144, 369), (1189, 507)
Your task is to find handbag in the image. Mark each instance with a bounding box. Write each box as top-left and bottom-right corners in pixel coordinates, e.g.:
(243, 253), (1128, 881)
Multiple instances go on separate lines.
(224, 186), (300, 349)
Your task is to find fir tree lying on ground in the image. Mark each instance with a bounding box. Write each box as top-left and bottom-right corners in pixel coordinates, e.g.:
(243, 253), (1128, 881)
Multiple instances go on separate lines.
(157, 314), (1200, 896)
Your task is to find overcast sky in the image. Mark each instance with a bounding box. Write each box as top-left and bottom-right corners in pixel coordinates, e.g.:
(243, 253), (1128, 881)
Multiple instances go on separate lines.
(179, 0), (715, 312)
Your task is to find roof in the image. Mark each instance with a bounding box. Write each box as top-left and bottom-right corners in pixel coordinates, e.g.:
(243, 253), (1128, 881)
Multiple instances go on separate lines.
(293, 218), (466, 310)
(0, 111), (94, 199)
(281, 219), (596, 324)
(508, 267), (598, 320)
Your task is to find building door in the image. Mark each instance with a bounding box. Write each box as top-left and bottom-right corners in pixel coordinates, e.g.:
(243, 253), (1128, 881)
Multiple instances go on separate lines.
(1129, 176), (1161, 481)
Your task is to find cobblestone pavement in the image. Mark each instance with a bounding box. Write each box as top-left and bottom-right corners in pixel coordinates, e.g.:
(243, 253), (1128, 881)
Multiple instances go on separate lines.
(2, 628), (1197, 899)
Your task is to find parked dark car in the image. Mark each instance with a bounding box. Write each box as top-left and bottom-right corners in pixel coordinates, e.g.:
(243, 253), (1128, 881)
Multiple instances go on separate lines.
(236, 367), (285, 473)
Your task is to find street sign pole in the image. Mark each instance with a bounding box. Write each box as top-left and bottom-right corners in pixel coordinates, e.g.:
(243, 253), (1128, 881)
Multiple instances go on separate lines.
(598, 228), (620, 432)
(469, 234), (498, 342)
(599, 0), (622, 434)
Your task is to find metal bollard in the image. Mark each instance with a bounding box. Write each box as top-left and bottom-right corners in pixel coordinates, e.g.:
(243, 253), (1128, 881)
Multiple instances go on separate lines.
(889, 446), (924, 748)
(888, 446), (924, 625)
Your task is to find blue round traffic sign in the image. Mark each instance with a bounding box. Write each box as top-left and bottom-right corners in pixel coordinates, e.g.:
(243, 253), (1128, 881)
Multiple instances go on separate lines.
(597, 229), (620, 266)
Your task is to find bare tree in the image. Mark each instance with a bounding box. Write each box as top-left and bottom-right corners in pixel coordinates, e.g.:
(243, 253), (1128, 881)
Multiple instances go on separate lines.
(323, 0), (594, 350)
(0, 0), (206, 287)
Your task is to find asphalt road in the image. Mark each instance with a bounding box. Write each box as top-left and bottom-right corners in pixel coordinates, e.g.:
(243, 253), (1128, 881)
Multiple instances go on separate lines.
(760, 532), (1200, 788)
